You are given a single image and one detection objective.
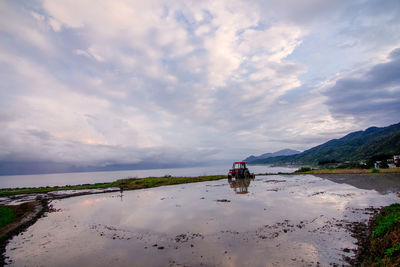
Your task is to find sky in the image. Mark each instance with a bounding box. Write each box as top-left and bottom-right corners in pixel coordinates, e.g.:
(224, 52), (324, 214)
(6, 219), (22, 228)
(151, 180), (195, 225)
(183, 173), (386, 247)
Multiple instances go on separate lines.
(0, 0), (399, 168)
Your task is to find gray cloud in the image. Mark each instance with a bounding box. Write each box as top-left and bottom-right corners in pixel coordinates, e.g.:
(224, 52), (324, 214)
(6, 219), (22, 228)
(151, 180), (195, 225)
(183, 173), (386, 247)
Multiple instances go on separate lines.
(324, 48), (400, 125)
(0, 0), (400, 169)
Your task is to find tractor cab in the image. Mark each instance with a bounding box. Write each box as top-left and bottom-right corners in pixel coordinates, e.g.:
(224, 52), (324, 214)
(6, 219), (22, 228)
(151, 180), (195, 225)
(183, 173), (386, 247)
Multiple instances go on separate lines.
(228, 161), (254, 179)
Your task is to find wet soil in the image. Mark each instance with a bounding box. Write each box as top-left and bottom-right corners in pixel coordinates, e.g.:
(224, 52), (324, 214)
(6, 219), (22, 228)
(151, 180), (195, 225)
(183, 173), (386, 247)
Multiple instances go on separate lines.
(3, 174), (400, 266)
(0, 188), (121, 266)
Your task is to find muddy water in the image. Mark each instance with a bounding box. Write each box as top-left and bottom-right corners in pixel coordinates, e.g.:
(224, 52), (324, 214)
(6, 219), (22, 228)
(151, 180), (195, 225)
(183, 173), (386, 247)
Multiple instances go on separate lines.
(5, 174), (400, 266)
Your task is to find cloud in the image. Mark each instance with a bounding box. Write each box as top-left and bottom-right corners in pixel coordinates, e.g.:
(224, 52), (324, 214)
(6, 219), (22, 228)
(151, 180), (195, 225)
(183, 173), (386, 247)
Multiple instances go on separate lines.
(323, 48), (400, 125)
(0, 0), (399, 169)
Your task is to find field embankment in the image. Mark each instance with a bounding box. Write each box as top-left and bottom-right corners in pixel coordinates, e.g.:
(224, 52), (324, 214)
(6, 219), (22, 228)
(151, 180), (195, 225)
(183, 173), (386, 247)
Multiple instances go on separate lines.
(354, 203), (400, 266)
(294, 168), (400, 175)
(0, 175), (226, 197)
(0, 200), (47, 266)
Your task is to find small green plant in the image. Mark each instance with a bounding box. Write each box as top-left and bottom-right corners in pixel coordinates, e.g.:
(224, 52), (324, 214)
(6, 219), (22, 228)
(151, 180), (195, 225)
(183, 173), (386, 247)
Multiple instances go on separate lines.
(0, 206), (15, 228)
(372, 211), (400, 238)
(384, 203), (400, 212)
(384, 243), (400, 258)
(296, 167), (311, 173)
(371, 168), (380, 173)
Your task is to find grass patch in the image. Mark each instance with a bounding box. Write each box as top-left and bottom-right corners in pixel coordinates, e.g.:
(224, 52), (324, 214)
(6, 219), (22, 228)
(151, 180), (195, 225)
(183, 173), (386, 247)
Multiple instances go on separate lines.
(362, 203), (400, 266)
(113, 175), (226, 189)
(371, 167), (380, 173)
(384, 243), (400, 258)
(383, 203), (400, 212)
(0, 206), (15, 228)
(295, 167), (312, 173)
(372, 211), (400, 238)
(0, 175), (227, 197)
(0, 202), (36, 231)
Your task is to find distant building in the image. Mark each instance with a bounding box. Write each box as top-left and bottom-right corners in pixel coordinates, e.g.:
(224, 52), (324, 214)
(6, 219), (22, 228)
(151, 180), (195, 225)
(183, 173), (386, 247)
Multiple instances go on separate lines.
(394, 155), (400, 168)
(388, 163), (396, 169)
(374, 156), (399, 169)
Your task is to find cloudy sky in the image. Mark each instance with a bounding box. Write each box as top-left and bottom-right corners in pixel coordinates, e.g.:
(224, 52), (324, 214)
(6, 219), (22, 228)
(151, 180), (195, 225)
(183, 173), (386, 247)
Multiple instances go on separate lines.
(0, 0), (399, 168)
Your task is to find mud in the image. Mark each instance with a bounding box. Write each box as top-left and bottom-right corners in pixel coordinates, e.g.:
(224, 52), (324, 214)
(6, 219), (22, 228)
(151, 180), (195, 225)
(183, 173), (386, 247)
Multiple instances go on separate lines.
(3, 174), (400, 266)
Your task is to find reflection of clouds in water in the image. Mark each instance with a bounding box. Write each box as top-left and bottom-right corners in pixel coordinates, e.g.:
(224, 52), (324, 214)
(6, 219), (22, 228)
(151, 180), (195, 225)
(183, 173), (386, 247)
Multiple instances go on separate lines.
(78, 197), (107, 207)
(6, 175), (400, 266)
(135, 190), (157, 199)
(120, 189), (184, 231)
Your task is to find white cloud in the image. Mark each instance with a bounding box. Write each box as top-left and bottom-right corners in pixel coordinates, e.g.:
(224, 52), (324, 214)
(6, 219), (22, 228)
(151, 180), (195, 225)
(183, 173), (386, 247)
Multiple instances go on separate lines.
(0, 0), (399, 167)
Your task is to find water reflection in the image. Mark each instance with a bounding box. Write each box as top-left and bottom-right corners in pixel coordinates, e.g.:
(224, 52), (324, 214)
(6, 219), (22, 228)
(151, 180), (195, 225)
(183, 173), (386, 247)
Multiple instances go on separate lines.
(316, 173), (400, 194)
(228, 177), (254, 194)
(0, 165), (296, 188)
(119, 187), (124, 201)
(5, 174), (400, 266)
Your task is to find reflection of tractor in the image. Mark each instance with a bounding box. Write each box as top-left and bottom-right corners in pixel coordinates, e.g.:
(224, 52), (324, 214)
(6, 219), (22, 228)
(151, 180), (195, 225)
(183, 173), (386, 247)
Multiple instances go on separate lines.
(228, 161), (255, 179)
(228, 176), (254, 194)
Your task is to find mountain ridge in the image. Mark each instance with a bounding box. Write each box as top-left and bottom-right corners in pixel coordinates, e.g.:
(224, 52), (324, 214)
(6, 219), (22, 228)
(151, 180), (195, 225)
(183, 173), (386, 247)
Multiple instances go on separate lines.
(244, 149), (300, 162)
(248, 122), (400, 165)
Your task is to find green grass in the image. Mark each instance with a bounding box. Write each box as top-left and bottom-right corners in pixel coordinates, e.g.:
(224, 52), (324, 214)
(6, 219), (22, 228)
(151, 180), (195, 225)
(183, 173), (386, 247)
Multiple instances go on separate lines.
(115, 175), (226, 189)
(361, 203), (400, 265)
(371, 167), (380, 173)
(383, 203), (400, 212)
(0, 206), (15, 228)
(0, 175), (227, 197)
(372, 211), (400, 238)
(295, 167), (312, 173)
(384, 243), (400, 258)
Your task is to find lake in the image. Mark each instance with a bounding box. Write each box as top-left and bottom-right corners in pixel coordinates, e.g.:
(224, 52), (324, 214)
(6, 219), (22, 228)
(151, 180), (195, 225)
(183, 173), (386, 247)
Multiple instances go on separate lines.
(4, 173), (400, 266)
(0, 165), (295, 188)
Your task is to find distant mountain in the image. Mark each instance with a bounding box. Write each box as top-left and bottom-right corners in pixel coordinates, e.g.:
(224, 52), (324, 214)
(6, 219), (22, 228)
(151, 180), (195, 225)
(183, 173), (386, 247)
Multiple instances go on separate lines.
(250, 122), (400, 165)
(245, 149), (300, 163)
(0, 161), (197, 176)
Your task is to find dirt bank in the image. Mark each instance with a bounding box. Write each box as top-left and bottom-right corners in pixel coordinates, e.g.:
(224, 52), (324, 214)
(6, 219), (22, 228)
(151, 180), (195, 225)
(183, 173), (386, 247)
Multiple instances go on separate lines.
(348, 204), (400, 266)
(0, 198), (48, 266)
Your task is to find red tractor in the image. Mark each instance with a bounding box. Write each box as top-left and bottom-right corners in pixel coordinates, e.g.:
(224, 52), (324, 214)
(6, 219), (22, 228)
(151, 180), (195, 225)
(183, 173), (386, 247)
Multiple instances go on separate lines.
(228, 161), (255, 179)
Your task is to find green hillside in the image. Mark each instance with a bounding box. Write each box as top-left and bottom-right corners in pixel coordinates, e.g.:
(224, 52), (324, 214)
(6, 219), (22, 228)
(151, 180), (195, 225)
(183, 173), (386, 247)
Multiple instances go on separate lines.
(250, 122), (400, 165)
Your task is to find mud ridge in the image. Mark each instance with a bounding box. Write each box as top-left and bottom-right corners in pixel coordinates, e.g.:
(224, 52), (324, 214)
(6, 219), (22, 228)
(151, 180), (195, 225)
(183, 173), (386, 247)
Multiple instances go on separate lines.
(344, 207), (380, 266)
(0, 198), (49, 266)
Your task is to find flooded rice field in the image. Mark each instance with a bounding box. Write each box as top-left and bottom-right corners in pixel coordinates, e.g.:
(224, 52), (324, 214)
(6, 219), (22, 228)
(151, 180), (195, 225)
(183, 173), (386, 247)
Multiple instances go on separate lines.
(0, 165), (295, 188)
(5, 174), (400, 266)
